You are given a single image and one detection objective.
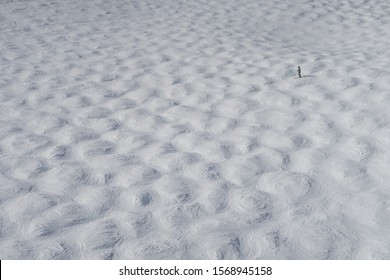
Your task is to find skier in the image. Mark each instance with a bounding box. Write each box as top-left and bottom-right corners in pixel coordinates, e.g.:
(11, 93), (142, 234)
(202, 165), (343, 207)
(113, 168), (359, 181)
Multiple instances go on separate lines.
(297, 66), (302, 78)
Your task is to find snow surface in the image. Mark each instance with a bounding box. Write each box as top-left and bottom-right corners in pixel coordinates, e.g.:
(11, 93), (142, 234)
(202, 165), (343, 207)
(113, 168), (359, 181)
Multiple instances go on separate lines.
(1, 0), (390, 259)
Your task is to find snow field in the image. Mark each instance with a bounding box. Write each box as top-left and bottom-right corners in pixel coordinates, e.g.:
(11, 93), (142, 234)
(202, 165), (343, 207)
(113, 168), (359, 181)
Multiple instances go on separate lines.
(1, 0), (390, 259)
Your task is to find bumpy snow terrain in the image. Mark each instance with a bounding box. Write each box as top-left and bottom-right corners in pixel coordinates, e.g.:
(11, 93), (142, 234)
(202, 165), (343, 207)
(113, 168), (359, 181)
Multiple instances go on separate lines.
(1, 0), (390, 259)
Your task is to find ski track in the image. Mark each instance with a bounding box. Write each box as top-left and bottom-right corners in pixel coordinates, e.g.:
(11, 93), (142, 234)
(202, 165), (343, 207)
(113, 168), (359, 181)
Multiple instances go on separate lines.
(1, 0), (390, 259)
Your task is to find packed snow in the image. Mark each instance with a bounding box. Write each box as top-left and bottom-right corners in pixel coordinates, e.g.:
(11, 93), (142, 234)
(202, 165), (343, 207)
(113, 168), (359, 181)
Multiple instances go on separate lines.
(1, 0), (390, 259)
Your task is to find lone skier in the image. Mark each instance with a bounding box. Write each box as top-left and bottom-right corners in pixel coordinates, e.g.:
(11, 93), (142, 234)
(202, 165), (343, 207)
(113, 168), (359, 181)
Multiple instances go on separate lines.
(297, 66), (302, 78)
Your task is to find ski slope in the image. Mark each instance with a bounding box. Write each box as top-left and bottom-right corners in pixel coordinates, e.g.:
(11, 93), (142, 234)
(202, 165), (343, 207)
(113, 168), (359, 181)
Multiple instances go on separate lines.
(1, 0), (390, 259)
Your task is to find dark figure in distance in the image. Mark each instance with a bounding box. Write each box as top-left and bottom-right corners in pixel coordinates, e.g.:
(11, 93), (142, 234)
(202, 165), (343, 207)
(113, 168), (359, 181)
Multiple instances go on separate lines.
(297, 66), (302, 78)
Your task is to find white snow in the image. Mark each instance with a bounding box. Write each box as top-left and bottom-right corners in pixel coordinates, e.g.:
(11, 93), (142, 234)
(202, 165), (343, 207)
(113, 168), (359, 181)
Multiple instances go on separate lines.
(1, 0), (390, 259)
